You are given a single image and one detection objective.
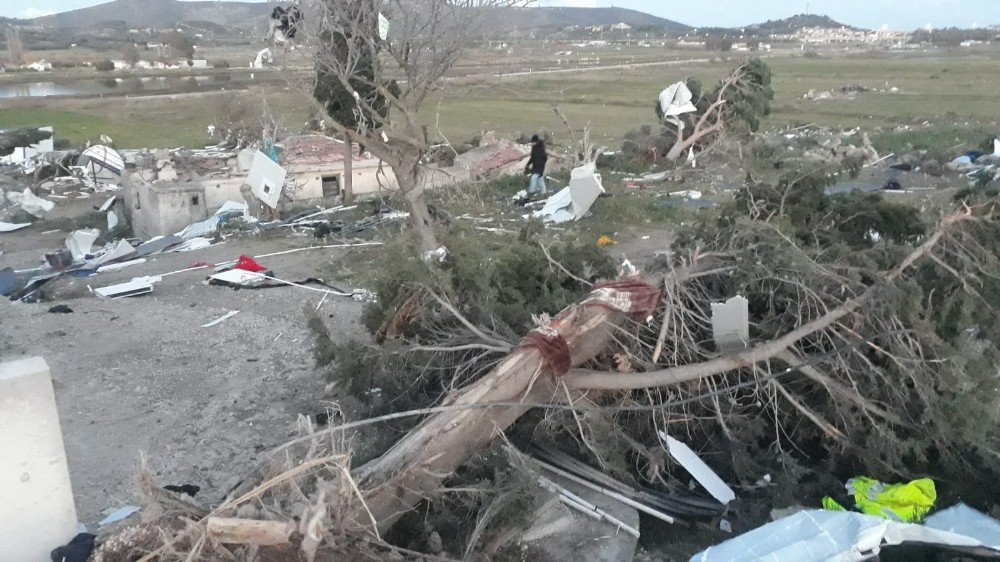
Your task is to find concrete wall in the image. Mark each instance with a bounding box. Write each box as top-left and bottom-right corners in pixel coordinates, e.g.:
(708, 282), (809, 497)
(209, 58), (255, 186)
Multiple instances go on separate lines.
(124, 176), (209, 239)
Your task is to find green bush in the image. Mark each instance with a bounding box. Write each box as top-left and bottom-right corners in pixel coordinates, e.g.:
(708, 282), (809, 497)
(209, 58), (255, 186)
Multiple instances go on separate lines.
(93, 59), (115, 72)
(362, 224), (616, 336)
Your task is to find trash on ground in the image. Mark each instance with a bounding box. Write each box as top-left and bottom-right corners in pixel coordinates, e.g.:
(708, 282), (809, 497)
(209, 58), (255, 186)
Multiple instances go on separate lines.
(690, 508), (1000, 562)
(597, 235), (617, 247)
(710, 296), (749, 353)
(96, 258), (147, 273)
(163, 484), (201, 497)
(530, 445), (725, 522)
(65, 229), (100, 261)
(48, 304), (73, 314)
(178, 200), (252, 240)
(823, 476), (936, 523)
(98, 505), (141, 528)
(533, 163), (605, 224)
(658, 432), (736, 505)
(202, 310), (240, 328)
(423, 246), (449, 263)
(924, 503), (1000, 550)
(0, 221), (31, 232)
(49, 532), (96, 562)
(209, 269), (267, 288)
(94, 276), (161, 299)
(8, 188), (54, 217)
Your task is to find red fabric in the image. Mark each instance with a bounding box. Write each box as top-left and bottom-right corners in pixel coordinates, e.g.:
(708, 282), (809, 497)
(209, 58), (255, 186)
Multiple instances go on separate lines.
(235, 255), (268, 273)
(583, 276), (661, 319)
(518, 328), (573, 378)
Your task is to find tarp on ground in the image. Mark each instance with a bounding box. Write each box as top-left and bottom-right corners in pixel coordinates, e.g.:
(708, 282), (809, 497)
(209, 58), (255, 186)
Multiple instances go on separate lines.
(690, 508), (999, 562)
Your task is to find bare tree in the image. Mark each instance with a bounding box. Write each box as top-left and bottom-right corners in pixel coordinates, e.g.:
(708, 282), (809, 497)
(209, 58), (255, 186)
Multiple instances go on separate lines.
(303, 0), (531, 253)
(5, 27), (24, 66)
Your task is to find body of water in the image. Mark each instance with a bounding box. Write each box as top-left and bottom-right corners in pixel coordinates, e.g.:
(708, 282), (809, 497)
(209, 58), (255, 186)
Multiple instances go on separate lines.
(0, 74), (248, 99)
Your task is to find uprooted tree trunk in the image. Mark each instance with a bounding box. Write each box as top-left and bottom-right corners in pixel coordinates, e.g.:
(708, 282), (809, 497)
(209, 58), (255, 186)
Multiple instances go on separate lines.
(348, 210), (977, 533)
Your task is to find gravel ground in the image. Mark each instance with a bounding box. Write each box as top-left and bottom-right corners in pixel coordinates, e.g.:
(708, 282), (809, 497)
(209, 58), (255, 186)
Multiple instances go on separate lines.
(1, 215), (374, 526)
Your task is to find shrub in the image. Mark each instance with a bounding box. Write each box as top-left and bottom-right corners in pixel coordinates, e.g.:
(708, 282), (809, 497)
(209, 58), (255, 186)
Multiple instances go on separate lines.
(94, 59), (115, 72)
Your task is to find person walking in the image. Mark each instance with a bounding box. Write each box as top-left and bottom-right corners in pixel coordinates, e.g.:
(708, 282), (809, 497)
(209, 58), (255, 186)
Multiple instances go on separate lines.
(525, 134), (548, 196)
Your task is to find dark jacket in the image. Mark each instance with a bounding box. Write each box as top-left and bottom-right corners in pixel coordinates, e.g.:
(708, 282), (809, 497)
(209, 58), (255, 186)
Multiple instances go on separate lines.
(526, 141), (548, 175)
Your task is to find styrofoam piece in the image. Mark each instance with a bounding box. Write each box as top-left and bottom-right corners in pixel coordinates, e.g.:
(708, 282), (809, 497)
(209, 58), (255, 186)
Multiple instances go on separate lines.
(659, 432), (736, 504)
(711, 296), (749, 352)
(0, 357), (79, 560)
(247, 150), (287, 209)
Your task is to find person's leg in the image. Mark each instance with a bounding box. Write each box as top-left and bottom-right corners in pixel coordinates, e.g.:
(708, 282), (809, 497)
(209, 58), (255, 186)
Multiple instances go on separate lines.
(538, 174), (547, 195)
(529, 174), (541, 195)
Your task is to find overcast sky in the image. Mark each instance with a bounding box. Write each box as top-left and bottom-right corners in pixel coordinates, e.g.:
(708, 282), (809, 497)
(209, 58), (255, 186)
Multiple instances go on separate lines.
(5, 0), (999, 31)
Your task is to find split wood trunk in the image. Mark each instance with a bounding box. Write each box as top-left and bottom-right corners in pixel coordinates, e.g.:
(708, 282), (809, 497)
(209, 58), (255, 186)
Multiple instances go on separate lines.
(352, 303), (632, 533)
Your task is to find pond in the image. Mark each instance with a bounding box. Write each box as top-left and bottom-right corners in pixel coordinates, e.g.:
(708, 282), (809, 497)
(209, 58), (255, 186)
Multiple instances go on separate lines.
(0, 74), (250, 99)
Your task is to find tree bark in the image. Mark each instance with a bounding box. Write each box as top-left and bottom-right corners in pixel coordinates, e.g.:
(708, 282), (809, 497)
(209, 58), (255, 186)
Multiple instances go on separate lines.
(396, 159), (439, 253)
(206, 518), (293, 546)
(342, 132), (355, 205)
(352, 304), (630, 533)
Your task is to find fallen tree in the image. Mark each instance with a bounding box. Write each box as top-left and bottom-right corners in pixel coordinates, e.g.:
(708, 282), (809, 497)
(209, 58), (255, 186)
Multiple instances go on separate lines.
(100, 191), (999, 559)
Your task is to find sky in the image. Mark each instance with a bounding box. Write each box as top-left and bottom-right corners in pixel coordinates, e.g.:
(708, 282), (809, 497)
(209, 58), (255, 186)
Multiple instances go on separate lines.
(3, 0), (999, 31)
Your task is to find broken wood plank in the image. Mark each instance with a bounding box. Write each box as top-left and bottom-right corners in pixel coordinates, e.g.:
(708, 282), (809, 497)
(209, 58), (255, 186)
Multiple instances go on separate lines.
(206, 517), (292, 546)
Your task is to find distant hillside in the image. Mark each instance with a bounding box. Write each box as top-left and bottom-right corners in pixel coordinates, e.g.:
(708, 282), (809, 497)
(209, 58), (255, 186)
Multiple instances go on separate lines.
(24, 0), (687, 35)
(748, 14), (859, 34)
(28, 0), (281, 31)
(507, 7), (689, 32)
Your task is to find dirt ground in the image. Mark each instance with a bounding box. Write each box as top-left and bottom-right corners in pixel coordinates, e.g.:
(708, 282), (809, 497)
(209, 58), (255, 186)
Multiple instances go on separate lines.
(0, 206), (375, 526)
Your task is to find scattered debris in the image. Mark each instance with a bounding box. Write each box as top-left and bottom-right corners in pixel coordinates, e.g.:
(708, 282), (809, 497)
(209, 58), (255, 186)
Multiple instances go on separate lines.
(533, 163), (605, 223)
(822, 476), (936, 523)
(209, 269), (267, 288)
(49, 533), (96, 562)
(163, 484), (201, 497)
(98, 506), (141, 528)
(597, 235), (618, 247)
(202, 310), (240, 328)
(94, 276), (161, 299)
(710, 296), (749, 352)
(692, 508), (1000, 561)
(658, 432), (736, 505)
(0, 221), (30, 232)
(247, 150), (287, 209)
(48, 304), (73, 314)
(65, 229), (100, 261)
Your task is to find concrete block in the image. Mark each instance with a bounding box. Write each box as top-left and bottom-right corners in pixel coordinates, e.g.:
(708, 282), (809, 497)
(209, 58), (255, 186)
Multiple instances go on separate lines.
(0, 357), (78, 561)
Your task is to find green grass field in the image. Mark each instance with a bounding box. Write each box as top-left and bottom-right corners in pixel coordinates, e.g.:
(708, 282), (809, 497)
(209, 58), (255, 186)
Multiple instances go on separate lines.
(3, 48), (999, 151)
